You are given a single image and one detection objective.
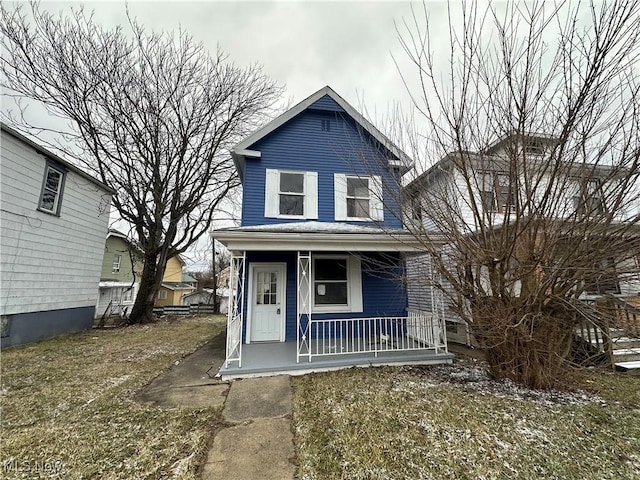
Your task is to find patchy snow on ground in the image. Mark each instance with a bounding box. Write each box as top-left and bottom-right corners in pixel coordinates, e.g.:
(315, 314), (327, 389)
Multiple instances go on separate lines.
(395, 362), (606, 406)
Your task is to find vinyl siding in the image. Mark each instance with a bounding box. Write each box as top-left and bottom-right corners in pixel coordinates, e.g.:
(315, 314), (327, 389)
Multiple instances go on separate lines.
(1, 130), (111, 316)
(406, 252), (470, 344)
(241, 101), (403, 228)
(308, 95), (344, 112)
(163, 256), (183, 282)
(100, 236), (141, 282)
(241, 251), (407, 343)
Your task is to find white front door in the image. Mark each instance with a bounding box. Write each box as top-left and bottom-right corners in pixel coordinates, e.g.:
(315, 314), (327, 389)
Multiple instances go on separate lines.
(250, 264), (285, 342)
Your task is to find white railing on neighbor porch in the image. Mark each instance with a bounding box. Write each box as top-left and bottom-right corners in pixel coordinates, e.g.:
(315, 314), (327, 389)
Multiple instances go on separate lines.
(298, 309), (447, 362)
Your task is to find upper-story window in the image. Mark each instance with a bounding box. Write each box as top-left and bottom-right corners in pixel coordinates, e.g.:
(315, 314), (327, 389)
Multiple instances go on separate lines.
(347, 177), (370, 218)
(480, 172), (514, 213)
(38, 163), (66, 215)
(524, 139), (546, 155)
(265, 169), (318, 219)
(409, 195), (423, 223)
(334, 174), (384, 221)
(573, 178), (605, 216)
(112, 254), (122, 273)
(279, 172), (305, 215)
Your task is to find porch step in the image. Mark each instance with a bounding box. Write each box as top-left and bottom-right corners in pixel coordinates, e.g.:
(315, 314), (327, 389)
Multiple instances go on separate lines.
(614, 360), (640, 373)
(612, 347), (640, 363)
(612, 337), (640, 349)
(609, 328), (627, 339)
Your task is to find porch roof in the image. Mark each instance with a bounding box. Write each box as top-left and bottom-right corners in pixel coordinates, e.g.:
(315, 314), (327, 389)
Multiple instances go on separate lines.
(213, 222), (433, 252)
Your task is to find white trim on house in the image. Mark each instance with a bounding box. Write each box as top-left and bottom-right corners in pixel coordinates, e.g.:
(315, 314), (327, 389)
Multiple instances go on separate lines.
(215, 228), (433, 252)
(246, 262), (287, 344)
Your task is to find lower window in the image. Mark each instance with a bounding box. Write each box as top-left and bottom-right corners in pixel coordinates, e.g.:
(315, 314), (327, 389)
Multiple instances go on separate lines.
(314, 258), (348, 306)
(311, 255), (363, 313)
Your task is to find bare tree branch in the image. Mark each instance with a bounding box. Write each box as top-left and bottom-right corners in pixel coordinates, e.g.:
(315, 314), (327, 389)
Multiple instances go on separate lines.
(1, 2), (283, 323)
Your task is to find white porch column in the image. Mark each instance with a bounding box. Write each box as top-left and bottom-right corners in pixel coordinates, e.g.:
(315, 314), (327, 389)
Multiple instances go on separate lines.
(297, 251), (312, 363)
(432, 253), (448, 353)
(226, 251), (246, 367)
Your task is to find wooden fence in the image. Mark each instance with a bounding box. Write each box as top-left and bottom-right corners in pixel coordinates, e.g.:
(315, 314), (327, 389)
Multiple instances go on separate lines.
(153, 304), (218, 317)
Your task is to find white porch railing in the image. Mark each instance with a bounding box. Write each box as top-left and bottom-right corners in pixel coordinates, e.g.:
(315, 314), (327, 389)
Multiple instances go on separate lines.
(225, 252), (246, 368)
(297, 309), (447, 362)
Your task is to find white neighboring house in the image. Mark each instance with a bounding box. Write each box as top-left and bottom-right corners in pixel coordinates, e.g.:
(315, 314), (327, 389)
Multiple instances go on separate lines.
(1, 123), (113, 347)
(181, 287), (232, 314)
(404, 133), (640, 345)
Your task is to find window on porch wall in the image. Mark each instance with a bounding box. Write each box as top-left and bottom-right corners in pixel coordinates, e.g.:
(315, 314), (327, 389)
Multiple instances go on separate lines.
(314, 258), (348, 305)
(312, 255), (363, 313)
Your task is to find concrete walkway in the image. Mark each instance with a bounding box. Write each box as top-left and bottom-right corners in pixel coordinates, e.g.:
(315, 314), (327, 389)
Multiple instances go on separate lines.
(135, 331), (296, 479)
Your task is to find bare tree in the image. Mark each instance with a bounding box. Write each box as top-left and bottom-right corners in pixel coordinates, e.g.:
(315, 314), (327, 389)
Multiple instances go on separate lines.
(1, 2), (282, 323)
(394, 0), (640, 388)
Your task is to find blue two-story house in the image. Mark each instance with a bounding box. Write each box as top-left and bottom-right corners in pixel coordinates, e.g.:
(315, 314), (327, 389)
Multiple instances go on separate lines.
(214, 86), (452, 378)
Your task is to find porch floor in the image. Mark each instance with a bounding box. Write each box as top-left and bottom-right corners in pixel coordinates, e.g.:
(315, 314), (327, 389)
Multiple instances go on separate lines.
(218, 341), (454, 379)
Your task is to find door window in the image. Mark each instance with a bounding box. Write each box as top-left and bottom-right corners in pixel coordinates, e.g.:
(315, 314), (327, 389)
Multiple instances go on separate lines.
(256, 271), (278, 305)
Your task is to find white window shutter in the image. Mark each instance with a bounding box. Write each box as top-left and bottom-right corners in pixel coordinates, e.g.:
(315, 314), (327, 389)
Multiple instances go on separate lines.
(265, 169), (279, 218)
(334, 173), (347, 221)
(348, 255), (363, 312)
(370, 175), (384, 221)
(305, 172), (318, 219)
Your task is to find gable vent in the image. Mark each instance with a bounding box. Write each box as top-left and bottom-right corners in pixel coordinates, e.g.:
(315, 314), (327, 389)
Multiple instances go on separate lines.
(321, 119), (331, 132)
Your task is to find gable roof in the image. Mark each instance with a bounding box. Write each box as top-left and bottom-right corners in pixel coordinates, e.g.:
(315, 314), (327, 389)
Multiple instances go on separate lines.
(106, 229), (143, 254)
(405, 132), (621, 194)
(1, 122), (115, 194)
(231, 86), (413, 178)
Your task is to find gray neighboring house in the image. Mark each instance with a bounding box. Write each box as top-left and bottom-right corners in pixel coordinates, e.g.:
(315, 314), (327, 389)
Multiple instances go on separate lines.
(1, 123), (114, 347)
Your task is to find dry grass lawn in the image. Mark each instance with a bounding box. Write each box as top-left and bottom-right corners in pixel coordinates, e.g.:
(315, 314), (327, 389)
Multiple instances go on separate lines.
(1, 316), (226, 479)
(293, 359), (640, 480)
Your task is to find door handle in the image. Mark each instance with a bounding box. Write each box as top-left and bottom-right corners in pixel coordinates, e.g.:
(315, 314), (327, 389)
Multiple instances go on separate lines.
(277, 308), (281, 314)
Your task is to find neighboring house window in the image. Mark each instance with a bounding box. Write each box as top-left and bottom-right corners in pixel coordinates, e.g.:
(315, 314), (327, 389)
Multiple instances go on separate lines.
(480, 172), (514, 213)
(573, 178), (605, 216)
(408, 195), (423, 222)
(38, 163), (66, 215)
(525, 139), (545, 155)
(265, 169), (318, 219)
(112, 254), (122, 273)
(312, 255), (363, 313)
(585, 257), (620, 294)
(334, 174), (384, 221)
(122, 287), (134, 302)
(158, 290), (167, 300)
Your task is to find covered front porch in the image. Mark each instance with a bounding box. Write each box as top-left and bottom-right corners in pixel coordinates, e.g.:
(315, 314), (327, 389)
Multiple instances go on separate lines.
(218, 339), (453, 379)
(214, 223), (452, 378)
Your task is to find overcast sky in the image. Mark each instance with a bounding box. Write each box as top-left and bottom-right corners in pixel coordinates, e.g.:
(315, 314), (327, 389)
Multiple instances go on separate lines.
(21, 0), (436, 125)
(4, 1), (618, 268)
(4, 0), (452, 268)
